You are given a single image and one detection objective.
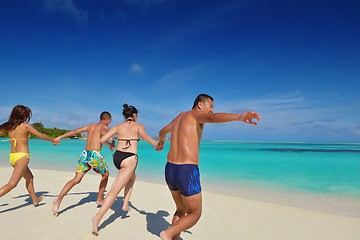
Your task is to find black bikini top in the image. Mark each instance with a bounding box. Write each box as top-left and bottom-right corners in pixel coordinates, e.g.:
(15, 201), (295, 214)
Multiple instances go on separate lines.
(118, 118), (140, 150)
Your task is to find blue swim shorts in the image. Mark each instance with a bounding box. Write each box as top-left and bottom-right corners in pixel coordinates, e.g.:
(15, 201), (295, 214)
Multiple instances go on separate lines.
(165, 162), (201, 196)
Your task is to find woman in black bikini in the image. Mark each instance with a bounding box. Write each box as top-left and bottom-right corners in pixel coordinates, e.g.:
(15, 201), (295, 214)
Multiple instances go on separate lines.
(92, 103), (158, 236)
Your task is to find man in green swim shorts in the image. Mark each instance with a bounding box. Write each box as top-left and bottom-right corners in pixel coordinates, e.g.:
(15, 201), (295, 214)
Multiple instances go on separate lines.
(52, 111), (115, 216)
(77, 149), (108, 175)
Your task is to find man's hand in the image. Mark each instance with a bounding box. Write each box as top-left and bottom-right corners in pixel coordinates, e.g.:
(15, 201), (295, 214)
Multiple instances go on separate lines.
(52, 138), (61, 146)
(108, 139), (115, 151)
(156, 140), (164, 151)
(240, 111), (261, 125)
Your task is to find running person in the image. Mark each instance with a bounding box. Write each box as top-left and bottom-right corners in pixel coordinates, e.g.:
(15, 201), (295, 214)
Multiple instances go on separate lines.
(0, 105), (59, 206)
(156, 94), (261, 240)
(52, 111), (114, 216)
(91, 104), (158, 236)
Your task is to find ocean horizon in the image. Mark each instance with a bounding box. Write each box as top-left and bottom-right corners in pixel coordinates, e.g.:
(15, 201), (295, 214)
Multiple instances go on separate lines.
(1, 138), (360, 216)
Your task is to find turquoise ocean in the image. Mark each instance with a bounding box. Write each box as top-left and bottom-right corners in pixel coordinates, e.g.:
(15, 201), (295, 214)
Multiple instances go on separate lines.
(1, 139), (360, 215)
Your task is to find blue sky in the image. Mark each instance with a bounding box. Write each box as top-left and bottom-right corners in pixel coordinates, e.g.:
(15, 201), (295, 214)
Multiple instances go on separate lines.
(0, 0), (359, 142)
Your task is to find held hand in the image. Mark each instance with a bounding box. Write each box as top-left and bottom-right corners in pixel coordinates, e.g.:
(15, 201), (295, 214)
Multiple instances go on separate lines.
(108, 139), (116, 151)
(156, 141), (164, 151)
(111, 139), (116, 148)
(241, 111), (261, 125)
(52, 138), (61, 146)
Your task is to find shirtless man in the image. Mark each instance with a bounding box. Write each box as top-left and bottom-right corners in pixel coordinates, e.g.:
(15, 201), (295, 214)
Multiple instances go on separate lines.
(52, 111), (115, 216)
(156, 94), (261, 240)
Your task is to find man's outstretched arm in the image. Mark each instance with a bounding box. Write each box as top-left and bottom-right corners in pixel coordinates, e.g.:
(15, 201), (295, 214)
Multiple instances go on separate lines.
(196, 111), (261, 125)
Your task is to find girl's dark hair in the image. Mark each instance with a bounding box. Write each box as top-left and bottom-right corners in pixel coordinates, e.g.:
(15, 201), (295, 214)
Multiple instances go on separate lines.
(0, 105), (32, 132)
(122, 104), (138, 119)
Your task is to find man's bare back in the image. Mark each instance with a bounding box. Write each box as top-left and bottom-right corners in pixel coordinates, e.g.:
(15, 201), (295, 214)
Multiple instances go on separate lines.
(85, 123), (108, 151)
(166, 111), (203, 165)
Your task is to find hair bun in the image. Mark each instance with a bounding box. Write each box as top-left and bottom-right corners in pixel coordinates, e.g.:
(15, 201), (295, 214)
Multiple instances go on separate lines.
(123, 104), (128, 109)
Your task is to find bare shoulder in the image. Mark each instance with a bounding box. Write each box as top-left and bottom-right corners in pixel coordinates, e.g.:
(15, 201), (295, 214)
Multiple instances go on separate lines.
(22, 123), (32, 130)
(115, 123), (125, 128)
(84, 123), (98, 133)
(183, 110), (200, 121)
(170, 111), (189, 124)
(192, 110), (213, 122)
(109, 123), (122, 132)
(95, 122), (107, 128)
(20, 123), (34, 134)
(131, 122), (144, 133)
(176, 111), (189, 120)
(95, 124), (107, 132)
(81, 123), (95, 130)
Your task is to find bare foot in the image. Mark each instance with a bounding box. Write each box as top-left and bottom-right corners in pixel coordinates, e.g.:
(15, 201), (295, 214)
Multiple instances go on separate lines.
(92, 216), (100, 236)
(122, 204), (130, 211)
(160, 231), (171, 240)
(52, 197), (60, 216)
(96, 199), (103, 207)
(33, 194), (44, 207)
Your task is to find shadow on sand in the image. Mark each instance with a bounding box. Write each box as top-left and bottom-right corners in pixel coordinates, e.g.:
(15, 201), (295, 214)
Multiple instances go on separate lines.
(0, 191), (48, 214)
(130, 202), (191, 239)
(48, 191), (99, 216)
(97, 196), (130, 231)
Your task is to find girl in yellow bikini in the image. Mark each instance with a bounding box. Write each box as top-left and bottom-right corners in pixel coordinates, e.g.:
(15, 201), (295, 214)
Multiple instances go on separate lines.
(0, 105), (59, 206)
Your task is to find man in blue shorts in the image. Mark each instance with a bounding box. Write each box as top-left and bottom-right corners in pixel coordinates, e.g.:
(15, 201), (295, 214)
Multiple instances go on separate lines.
(156, 94), (261, 240)
(52, 111), (115, 216)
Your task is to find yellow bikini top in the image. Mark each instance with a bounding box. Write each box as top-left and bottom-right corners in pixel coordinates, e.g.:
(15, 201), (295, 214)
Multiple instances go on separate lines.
(1, 134), (30, 148)
(0, 125), (31, 147)
(10, 136), (30, 147)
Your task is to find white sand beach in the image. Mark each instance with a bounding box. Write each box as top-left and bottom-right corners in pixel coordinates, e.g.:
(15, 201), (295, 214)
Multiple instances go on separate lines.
(0, 167), (360, 240)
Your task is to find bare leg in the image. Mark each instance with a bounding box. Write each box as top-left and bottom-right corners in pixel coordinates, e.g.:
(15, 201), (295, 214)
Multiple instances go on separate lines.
(160, 190), (187, 240)
(96, 171), (109, 206)
(160, 191), (202, 240)
(92, 157), (137, 236)
(122, 172), (136, 211)
(52, 172), (86, 216)
(0, 157), (29, 197)
(170, 191), (187, 240)
(22, 167), (44, 206)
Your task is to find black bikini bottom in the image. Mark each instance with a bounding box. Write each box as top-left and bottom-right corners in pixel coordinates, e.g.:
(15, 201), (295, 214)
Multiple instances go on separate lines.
(113, 150), (138, 170)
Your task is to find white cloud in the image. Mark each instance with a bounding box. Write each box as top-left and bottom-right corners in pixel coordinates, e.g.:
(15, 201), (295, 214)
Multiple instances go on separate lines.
(130, 63), (143, 73)
(42, 0), (88, 23)
(353, 129), (360, 135)
(156, 64), (206, 85)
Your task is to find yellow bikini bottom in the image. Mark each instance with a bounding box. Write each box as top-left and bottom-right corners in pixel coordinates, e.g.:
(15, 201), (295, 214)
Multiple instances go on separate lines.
(9, 152), (30, 166)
